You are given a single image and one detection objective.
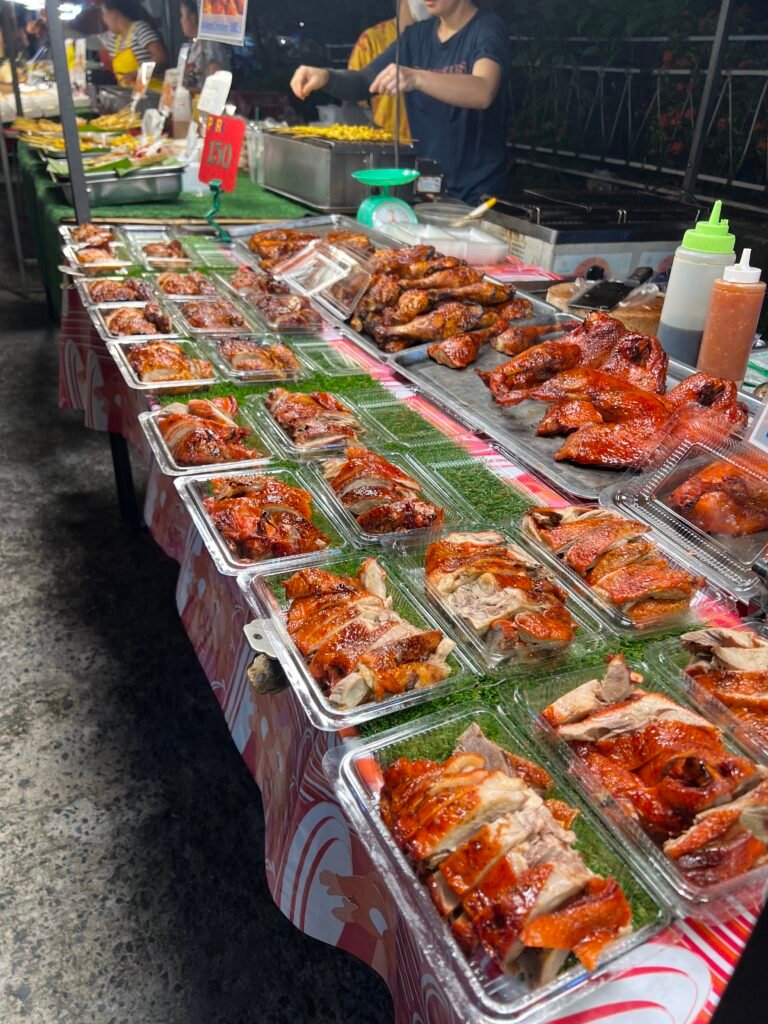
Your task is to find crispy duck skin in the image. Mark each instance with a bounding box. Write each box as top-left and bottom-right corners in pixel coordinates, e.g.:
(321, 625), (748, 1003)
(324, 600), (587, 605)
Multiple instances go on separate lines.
(180, 300), (246, 330)
(378, 301), (485, 343)
(126, 341), (213, 382)
(428, 319), (510, 368)
(425, 531), (576, 655)
(265, 388), (363, 449)
(203, 475), (329, 561)
(282, 558), (454, 707)
(143, 240), (187, 260)
(157, 396), (254, 466)
(666, 458), (768, 537)
(72, 224), (114, 246)
(87, 278), (153, 303)
(105, 301), (173, 336)
(156, 271), (217, 296)
(382, 725), (632, 979)
(217, 338), (300, 376)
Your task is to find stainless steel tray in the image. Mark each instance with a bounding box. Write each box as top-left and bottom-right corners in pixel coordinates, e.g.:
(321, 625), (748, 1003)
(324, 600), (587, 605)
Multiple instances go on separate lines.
(232, 213), (399, 262)
(53, 165), (182, 207)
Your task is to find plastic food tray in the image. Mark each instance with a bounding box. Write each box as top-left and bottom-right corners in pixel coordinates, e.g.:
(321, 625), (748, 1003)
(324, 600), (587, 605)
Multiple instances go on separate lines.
(216, 269), (335, 338)
(204, 334), (308, 384)
(58, 223), (124, 247)
(174, 465), (352, 576)
(651, 630), (768, 765)
(172, 234), (259, 270)
(272, 239), (373, 321)
(150, 271), (222, 300)
(514, 661), (768, 920)
(297, 342), (369, 378)
(75, 275), (157, 307)
(138, 403), (276, 477)
(61, 242), (136, 276)
(168, 295), (259, 336)
(518, 509), (726, 637)
(323, 702), (668, 1024)
(122, 226), (193, 271)
(308, 447), (476, 549)
(88, 298), (179, 342)
(396, 523), (607, 672)
(600, 435), (768, 602)
(107, 338), (219, 392)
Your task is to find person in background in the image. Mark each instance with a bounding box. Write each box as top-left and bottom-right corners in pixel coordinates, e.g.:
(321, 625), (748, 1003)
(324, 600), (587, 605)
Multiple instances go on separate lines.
(179, 0), (230, 93)
(290, 0), (510, 204)
(347, 0), (430, 140)
(100, 0), (168, 86)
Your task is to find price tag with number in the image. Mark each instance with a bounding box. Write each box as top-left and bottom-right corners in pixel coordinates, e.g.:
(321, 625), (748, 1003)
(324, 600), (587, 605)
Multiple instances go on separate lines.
(198, 114), (245, 192)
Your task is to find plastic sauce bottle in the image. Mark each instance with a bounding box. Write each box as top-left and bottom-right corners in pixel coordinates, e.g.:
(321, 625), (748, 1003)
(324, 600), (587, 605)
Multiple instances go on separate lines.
(697, 248), (765, 384)
(657, 200), (736, 366)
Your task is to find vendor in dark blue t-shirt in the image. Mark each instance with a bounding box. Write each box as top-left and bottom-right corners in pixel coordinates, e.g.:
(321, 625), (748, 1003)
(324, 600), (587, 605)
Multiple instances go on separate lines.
(290, 0), (510, 205)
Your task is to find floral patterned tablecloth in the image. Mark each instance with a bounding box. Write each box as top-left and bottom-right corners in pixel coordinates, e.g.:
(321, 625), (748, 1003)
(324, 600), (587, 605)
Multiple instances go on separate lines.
(59, 285), (756, 1024)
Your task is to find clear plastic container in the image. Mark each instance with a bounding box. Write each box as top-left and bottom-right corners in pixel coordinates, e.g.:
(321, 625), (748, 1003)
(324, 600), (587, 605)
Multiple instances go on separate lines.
(123, 226), (193, 271)
(174, 465), (352, 576)
(513, 662), (768, 920)
(600, 433), (768, 603)
(323, 702), (668, 1023)
(138, 403), (276, 477)
(272, 239), (373, 321)
(58, 223), (124, 247)
(172, 234), (253, 270)
(518, 506), (722, 637)
(203, 333), (308, 383)
(75, 275), (157, 307)
(89, 298), (179, 342)
(62, 242), (136, 276)
(150, 271), (222, 300)
(169, 295), (259, 336)
(107, 338), (219, 391)
(383, 222), (468, 260)
(396, 523), (606, 672)
(241, 550), (475, 729)
(452, 226), (508, 266)
(308, 447), (475, 549)
(297, 343), (369, 378)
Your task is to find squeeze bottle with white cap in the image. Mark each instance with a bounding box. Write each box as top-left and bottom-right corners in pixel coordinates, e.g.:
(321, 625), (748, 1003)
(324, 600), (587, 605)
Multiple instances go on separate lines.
(657, 200), (736, 365)
(697, 248), (765, 384)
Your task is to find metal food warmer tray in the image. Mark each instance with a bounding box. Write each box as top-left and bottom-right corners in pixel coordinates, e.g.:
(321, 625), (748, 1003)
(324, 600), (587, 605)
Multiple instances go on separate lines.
(51, 164), (182, 207)
(259, 130), (418, 213)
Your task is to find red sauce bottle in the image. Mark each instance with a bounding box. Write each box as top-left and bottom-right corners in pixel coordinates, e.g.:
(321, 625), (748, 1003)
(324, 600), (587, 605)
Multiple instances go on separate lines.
(697, 248), (765, 384)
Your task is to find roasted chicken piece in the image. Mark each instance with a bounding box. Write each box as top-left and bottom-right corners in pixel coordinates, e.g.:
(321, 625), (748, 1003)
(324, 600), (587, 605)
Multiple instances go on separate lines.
(402, 264), (483, 291)
(377, 301), (485, 346)
(425, 531), (576, 656)
(265, 388), (363, 449)
(542, 655), (768, 884)
(203, 474), (329, 562)
(156, 271), (217, 296)
(216, 338), (300, 376)
(491, 322), (581, 357)
(666, 458), (768, 537)
(142, 239), (188, 261)
(76, 244), (117, 264)
(382, 723), (632, 981)
(71, 224), (114, 246)
(428, 319), (511, 368)
(325, 229), (375, 254)
(156, 396), (255, 466)
(369, 245), (436, 276)
(229, 266), (290, 297)
(179, 299), (246, 330)
(322, 446), (444, 535)
(424, 280), (515, 306)
(282, 557), (455, 707)
(254, 293), (322, 331)
(496, 297), (535, 321)
(522, 506), (703, 625)
(87, 278), (154, 303)
(104, 301), (173, 336)
(126, 340), (213, 382)
(247, 228), (318, 261)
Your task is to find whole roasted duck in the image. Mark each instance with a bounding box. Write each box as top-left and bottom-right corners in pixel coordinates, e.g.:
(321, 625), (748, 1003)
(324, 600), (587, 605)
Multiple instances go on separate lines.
(542, 655), (768, 886)
(126, 340), (213, 383)
(666, 458), (768, 536)
(156, 396), (254, 466)
(381, 723), (633, 982)
(282, 557), (455, 707)
(265, 388), (364, 449)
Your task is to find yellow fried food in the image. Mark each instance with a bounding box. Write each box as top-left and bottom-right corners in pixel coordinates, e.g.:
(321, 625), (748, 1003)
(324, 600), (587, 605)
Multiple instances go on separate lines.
(271, 125), (404, 143)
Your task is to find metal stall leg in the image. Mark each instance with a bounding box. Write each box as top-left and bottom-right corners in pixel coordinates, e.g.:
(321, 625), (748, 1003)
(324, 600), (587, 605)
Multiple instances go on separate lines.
(108, 433), (142, 529)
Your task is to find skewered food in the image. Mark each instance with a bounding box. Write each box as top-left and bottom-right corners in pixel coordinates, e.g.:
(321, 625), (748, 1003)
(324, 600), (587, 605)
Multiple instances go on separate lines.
(156, 271), (217, 296)
(142, 239), (188, 261)
(541, 655), (768, 886)
(203, 475), (330, 562)
(104, 302), (173, 335)
(87, 278), (154, 303)
(216, 338), (301, 376)
(179, 300), (246, 330)
(381, 723), (633, 981)
(71, 224), (115, 246)
(282, 557), (454, 707)
(425, 531), (576, 656)
(666, 458), (768, 537)
(681, 628), (768, 745)
(156, 397), (254, 466)
(322, 447), (444, 534)
(126, 340), (213, 382)
(265, 388), (364, 449)
(523, 506), (704, 625)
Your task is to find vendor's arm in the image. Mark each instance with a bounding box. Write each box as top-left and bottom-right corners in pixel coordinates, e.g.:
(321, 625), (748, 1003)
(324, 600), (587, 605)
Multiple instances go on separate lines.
(370, 58), (502, 110)
(291, 38), (398, 102)
(147, 38), (168, 71)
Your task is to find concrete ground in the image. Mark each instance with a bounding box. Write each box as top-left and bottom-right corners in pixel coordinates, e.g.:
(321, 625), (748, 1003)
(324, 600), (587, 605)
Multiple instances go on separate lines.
(0, 240), (393, 1019)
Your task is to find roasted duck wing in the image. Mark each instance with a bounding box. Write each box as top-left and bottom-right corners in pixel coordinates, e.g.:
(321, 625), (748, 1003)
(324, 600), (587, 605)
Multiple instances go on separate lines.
(105, 301), (173, 336)
(87, 278), (153, 303)
(322, 447), (444, 534)
(282, 557), (455, 707)
(542, 655), (768, 884)
(666, 458), (768, 536)
(126, 340), (213, 382)
(179, 300), (246, 330)
(157, 396), (255, 466)
(156, 271), (217, 296)
(522, 506), (703, 624)
(265, 388), (364, 449)
(217, 338), (300, 376)
(382, 723), (632, 981)
(425, 531), (576, 656)
(203, 474), (329, 561)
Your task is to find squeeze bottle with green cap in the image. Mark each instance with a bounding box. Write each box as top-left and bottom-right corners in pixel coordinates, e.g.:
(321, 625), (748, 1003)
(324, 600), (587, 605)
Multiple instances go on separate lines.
(657, 200), (736, 365)
(697, 249), (765, 383)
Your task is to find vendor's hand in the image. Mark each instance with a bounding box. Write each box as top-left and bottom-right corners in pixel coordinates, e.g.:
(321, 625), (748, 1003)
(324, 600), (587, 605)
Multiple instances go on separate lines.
(290, 66), (330, 100)
(370, 63), (421, 96)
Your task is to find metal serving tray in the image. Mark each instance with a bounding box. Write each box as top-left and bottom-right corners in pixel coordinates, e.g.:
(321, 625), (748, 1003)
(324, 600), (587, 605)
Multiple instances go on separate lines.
(233, 214), (398, 267)
(89, 298), (179, 343)
(107, 338), (219, 392)
(55, 166), (182, 207)
(61, 242), (136, 276)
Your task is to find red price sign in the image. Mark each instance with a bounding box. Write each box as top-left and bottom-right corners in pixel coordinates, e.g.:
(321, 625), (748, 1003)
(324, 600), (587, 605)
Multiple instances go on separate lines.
(198, 114), (245, 191)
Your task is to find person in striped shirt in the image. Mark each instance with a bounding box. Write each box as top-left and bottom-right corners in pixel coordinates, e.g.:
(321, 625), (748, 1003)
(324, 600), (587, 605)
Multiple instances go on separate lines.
(100, 0), (168, 86)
